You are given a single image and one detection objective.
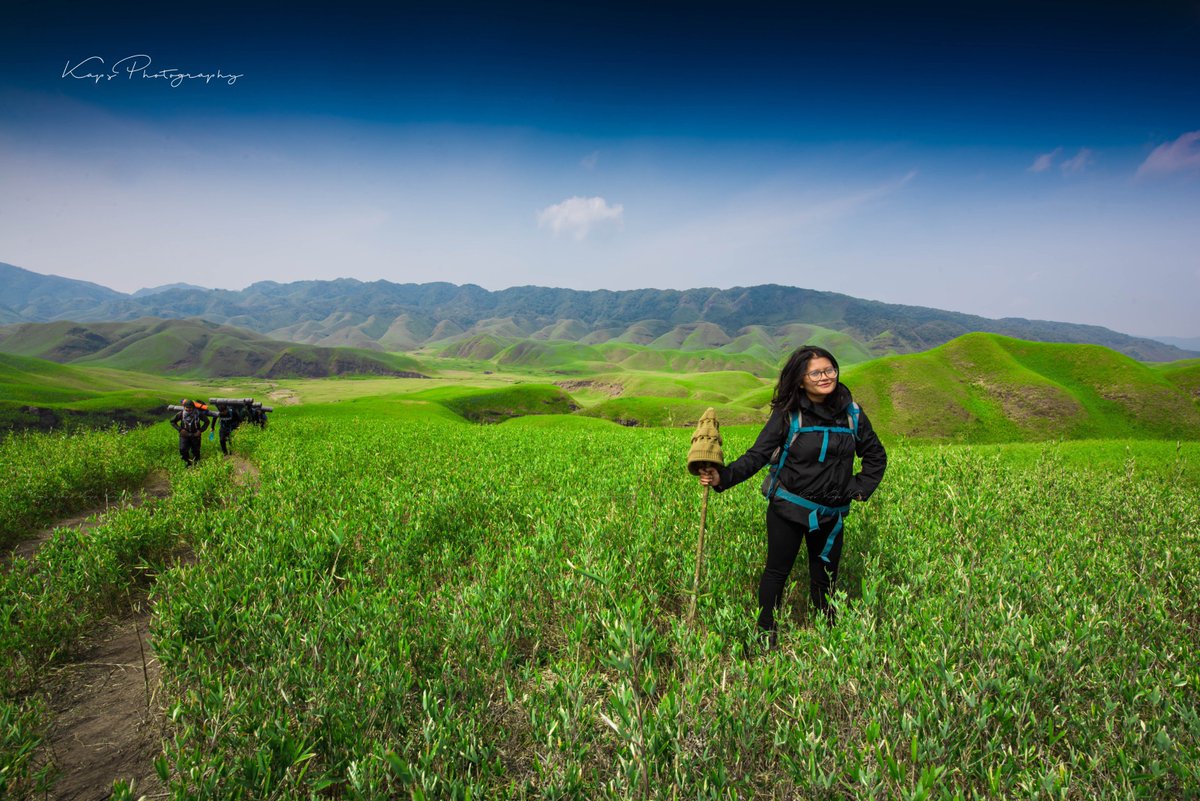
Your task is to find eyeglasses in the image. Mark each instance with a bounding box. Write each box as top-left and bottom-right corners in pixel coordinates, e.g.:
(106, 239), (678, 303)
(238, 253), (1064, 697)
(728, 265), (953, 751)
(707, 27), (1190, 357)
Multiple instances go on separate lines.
(804, 367), (838, 380)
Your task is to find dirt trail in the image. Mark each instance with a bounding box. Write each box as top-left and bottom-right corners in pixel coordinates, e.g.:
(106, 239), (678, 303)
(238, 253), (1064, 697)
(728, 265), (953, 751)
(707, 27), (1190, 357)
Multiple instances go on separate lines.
(26, 455), (260, 799)
(41, 604), (165, 800)
(4, 471), (171, 568)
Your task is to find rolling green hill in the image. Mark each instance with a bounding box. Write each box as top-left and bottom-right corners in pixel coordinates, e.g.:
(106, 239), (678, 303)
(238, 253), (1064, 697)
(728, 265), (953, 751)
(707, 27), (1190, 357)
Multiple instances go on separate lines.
(0, 318), (428, 379)
(844, 333), (1200, 442)
(422, 333), (1200, 440)
(0, 352), (193, 430)
(1, 323), (1197, 442)
(434, 338), (779, 376)
(1155, 359), (1200, 406)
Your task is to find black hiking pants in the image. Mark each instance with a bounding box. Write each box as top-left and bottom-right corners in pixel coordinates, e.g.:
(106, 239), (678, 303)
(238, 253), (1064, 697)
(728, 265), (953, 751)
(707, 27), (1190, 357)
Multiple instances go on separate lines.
(179, 433), (201, 466)
(757, 504), (843, 631)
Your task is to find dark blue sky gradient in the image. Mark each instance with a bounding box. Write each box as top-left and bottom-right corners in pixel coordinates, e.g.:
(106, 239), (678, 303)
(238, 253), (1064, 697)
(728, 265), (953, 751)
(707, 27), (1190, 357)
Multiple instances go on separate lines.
(8, 1), (1200, 141)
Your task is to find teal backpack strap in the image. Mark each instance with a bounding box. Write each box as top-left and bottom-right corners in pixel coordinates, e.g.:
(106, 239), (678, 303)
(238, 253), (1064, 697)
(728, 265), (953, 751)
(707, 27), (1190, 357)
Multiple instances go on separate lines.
(765, 410), (801, 499)
(847, 401), (861, 439)
(771, 487), (851, 562)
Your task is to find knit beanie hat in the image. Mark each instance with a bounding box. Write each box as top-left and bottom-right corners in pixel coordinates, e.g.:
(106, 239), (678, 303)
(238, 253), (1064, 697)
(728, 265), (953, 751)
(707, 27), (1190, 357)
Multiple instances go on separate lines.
(687, 407), (725, 475)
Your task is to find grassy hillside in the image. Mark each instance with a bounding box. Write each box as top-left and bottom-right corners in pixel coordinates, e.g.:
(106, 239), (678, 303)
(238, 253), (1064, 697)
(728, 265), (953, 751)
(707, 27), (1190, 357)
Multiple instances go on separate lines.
(846, 333), (1200, 442)
(558, 370), (768, 406)
(579, 396), (766, 427)
(1155, 358), (1200, 406)
(0, 352), (192, 431)
(494, 340), (616, 371)
(432, 339), (778, 377)
(438, 334), (511, 361)
(0, 318), (427, 379)
(2, 326), (1197, 442)
(403, 384), (579, 423)
(595, 343), (776, 376)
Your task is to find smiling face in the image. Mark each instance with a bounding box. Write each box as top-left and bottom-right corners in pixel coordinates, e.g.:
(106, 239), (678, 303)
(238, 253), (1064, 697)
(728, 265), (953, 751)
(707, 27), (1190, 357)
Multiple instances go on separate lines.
(801, 356), (839, 403)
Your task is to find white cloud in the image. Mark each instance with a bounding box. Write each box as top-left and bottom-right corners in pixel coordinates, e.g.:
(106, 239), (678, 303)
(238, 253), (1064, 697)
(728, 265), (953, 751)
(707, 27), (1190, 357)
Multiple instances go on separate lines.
(580, 150), (600, 170)
(1029, 148), (1061, 173)
(1137, 130), (1200, 176)
(537, 195), (623, 240)
(1060, 148), (1094, 174)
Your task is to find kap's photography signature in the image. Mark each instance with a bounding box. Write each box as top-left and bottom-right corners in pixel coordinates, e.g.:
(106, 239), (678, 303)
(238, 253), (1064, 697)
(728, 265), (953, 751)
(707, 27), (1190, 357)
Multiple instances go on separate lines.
(62, 55), (242, 87)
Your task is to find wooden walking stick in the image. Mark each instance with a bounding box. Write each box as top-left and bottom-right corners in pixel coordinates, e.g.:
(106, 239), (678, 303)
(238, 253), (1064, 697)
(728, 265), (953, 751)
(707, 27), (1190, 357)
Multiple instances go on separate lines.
(688, 485), (710, 626)
(686, 408), (724, 627)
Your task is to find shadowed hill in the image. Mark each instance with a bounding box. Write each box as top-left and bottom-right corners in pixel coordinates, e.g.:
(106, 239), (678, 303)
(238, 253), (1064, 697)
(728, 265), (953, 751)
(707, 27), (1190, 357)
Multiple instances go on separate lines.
(0, 318), (427, 379)
(404, 384), (579, 424)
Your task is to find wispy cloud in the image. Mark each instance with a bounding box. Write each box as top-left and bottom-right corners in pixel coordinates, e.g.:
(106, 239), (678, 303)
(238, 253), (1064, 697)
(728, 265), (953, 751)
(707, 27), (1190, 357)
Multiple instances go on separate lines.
(1137, 130), (1200, 176)
(1029, 148), (1061, 173)
(580, 150), (600, 170)
(1060, 148), (1094, 174)
(1029, 147), (1092, 174)
(537, 196), (624, 239)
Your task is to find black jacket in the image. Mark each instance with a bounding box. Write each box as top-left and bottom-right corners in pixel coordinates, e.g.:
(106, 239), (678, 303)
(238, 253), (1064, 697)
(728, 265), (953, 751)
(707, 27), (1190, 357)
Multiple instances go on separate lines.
(714, 384), (887, 521)
(171, 410), (210, 437)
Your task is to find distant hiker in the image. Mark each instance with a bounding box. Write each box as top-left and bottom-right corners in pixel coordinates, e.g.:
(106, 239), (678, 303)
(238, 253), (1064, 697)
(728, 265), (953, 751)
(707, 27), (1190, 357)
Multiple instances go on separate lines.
(216, 403), (240, 455)
(170, 399), (210, 466)
(697, 345), (887, 643)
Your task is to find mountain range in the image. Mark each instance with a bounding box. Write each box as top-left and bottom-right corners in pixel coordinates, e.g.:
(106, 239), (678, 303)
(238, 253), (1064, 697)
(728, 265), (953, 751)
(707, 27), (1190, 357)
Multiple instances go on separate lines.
(1, 263), (1191, 363)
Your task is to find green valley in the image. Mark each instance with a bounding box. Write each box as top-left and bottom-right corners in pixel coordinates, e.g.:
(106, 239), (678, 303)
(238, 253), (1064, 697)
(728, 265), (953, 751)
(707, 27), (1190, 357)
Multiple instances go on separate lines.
(4, 325), (1197, 442)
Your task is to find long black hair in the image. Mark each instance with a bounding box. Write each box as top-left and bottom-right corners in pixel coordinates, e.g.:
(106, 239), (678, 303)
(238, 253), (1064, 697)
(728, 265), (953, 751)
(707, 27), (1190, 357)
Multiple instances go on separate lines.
(770, 345), (841, 412)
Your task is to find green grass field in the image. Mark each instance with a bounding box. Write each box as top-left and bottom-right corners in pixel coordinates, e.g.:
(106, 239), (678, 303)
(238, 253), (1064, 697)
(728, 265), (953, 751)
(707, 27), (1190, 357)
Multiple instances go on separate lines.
(2, 330), (1199, 796)
(1, 393), (1198, 798)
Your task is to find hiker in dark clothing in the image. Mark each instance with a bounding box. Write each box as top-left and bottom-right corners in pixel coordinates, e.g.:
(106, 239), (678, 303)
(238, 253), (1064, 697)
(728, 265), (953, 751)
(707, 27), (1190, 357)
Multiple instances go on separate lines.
(216, 404), (241, 455)
(697, 346), (887, 639)
(170, 399), (210, 466)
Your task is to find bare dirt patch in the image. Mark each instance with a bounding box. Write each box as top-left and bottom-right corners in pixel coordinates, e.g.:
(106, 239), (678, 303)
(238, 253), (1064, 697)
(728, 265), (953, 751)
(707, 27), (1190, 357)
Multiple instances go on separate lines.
(39, 604), (166, 800)
(228, 453), (261, 486)
(973, 380), (1083, 432)
(554, 379), (624, 397)
(267, 388), (299, 405)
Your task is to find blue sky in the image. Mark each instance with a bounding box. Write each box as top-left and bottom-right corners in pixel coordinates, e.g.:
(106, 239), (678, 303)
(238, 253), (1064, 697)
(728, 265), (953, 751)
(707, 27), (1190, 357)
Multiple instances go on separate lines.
(1, 1), (1198, 338)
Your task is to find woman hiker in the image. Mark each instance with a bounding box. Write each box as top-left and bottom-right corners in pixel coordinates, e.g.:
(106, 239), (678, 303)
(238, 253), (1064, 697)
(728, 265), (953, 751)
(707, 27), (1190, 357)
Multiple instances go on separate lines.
(697, 345), (887, 645)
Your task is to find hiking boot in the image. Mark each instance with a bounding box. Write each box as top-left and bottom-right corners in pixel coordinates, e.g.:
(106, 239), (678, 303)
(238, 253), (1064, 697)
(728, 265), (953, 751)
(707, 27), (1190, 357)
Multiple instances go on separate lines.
(741, 629), (778, 659)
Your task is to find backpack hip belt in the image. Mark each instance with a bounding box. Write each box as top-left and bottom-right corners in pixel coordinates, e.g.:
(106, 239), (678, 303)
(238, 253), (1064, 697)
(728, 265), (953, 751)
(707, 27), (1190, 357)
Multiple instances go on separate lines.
(771, 488), (850, 563)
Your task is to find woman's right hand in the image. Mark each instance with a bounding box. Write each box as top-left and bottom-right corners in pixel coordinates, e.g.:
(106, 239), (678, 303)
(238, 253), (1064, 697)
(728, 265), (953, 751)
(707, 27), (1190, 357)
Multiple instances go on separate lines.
(698, 467), (721, 487)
